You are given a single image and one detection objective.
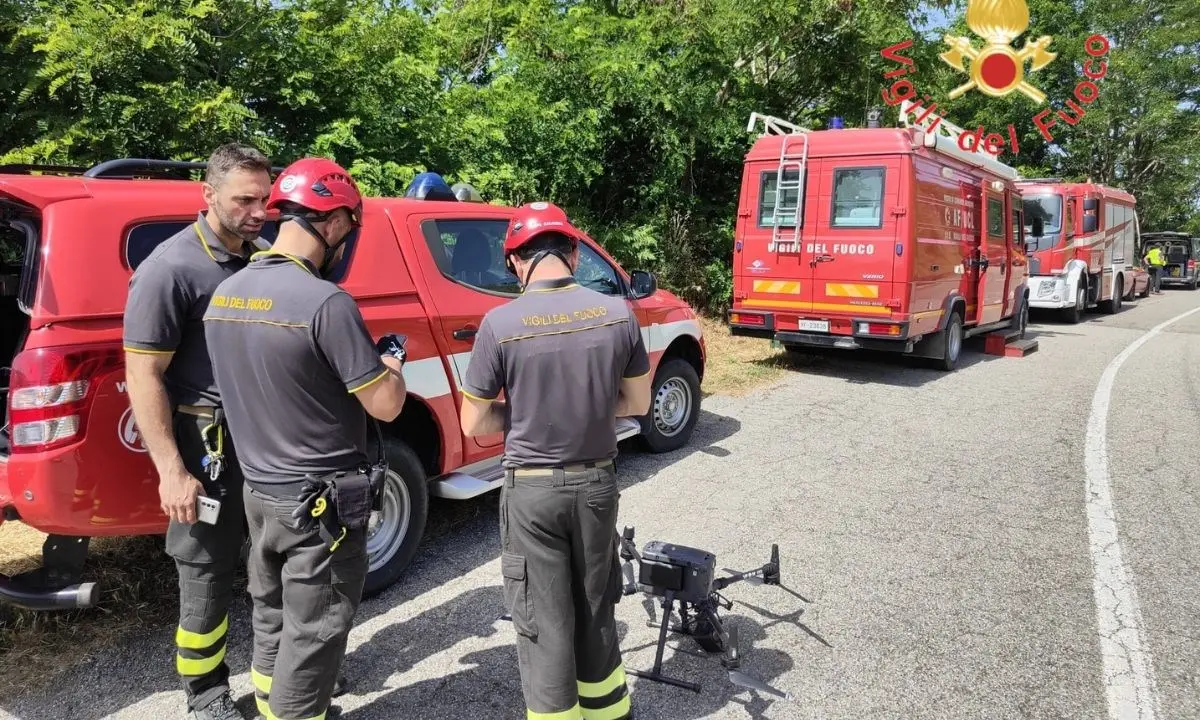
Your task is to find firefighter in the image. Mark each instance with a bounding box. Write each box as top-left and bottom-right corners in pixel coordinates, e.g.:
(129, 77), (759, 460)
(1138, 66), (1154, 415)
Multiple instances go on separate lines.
(123, 143), (273, 720)
(202, 157), (408, 720)
(1145, 244), (1166, 293)
(459, 201), (652, 720)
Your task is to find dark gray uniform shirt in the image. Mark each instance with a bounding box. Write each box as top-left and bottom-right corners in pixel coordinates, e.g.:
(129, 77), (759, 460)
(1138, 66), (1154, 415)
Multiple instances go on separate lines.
(123, 213), (268, 407)
(202, 252), (389, 486)
(462, 276), (650, 468)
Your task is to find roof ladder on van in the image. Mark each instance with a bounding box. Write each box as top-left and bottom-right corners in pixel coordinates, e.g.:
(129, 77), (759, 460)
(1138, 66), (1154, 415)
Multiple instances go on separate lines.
(747, 112), (811, 253)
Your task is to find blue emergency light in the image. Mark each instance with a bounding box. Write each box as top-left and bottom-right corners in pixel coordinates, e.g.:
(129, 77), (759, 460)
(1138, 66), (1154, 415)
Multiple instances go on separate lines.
(829, 116), (845, 129)
(405, 172), (458, 201)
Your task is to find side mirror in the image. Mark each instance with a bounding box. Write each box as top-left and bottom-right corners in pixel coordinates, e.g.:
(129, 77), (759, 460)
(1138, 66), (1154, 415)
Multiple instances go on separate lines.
(1030, 216), (1045, 238)
(1083, 214), (1098, 233)
(629, 270), (657, 299)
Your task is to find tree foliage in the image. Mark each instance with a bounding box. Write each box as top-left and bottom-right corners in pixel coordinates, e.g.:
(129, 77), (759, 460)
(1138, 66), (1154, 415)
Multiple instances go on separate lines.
(2, 0), (1196, 311)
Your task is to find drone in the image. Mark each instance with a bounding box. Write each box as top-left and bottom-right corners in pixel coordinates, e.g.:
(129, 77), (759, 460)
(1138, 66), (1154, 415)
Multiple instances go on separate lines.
(616, 526), (791, 699)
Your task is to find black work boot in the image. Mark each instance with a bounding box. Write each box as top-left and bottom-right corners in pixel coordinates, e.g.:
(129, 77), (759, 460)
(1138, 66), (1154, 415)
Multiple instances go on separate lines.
(332, 674), (349, 697)
(192, 691), (247, 720)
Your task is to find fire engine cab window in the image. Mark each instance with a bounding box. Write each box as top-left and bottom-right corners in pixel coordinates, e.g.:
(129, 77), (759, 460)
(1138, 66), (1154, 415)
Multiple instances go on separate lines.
(421, 219), (522, 296)
(830, 168), (884, 228)
(987, 198), (1005, 238)
(125, 220), (280, 270)
(758, 169), (802, 227)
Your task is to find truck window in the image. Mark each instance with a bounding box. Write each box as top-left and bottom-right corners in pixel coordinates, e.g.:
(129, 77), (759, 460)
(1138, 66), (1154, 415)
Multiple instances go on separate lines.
(1064, 198), (1075, 237)
(830, 167), (884, 228)
(573, 243), (625, 296)
(421, 218), (520, 295)
(421, 218), (626, 297)
(125, 220), (279, 270)
(987, 197), (1005, 238)
(1021, 195), (1061, 250)
(757, 169), (803, 228)
(1011, 208), (1023, 248)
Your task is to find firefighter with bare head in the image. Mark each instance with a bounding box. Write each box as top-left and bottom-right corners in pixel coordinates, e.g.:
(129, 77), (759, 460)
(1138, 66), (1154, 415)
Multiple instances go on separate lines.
(122, 143), (272, 720)
(459, 201), (652, 720)
(203, 157), (408, 720)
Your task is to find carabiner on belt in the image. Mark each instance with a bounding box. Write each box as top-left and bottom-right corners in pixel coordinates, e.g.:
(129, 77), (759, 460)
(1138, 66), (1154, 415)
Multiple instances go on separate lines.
(199, 407), (227, 492)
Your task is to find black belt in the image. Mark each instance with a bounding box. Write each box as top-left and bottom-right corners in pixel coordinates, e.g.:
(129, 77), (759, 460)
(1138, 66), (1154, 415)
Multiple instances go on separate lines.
(510, 459), (614, 478)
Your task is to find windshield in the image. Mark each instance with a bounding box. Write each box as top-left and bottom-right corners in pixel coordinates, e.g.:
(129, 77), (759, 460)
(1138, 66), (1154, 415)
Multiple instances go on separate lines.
(1022, 195), (1062, 251)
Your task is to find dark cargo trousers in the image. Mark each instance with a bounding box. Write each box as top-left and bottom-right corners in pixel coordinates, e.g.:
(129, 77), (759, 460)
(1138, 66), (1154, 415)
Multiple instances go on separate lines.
(244, 483), (369, 720)
(500, 461), (632, 720)
(167, 408), (246, 713)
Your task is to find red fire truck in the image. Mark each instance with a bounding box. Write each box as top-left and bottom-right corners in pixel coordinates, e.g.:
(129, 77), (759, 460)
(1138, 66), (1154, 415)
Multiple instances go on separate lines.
(727, 104), (1034, 371)
(1017, 179), (1147, 321)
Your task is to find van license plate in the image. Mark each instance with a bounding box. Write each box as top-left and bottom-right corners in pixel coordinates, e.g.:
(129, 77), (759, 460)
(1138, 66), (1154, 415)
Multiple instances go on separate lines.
(799, 319), (830, 332)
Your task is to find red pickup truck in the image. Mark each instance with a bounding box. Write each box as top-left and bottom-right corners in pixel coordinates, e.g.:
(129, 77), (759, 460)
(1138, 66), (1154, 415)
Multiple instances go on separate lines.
(0, 160), (706, 610)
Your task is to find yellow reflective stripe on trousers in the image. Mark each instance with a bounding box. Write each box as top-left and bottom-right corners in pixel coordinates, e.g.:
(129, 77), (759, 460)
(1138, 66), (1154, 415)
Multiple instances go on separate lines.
(176, 644), (226, 676)
(259, 710), (326, 720)
(252, 667), (273, 693)
(578, 665), (627, 699)
(581, 694), (631, 720)
(175, 615), (229, 649)
(528, 703), (583, 720)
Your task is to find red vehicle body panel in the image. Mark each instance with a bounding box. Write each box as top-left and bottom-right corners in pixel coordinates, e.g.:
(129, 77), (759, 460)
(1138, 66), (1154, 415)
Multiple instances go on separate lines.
(0, 173), (705, 538)
(729, 124), (1029, 353)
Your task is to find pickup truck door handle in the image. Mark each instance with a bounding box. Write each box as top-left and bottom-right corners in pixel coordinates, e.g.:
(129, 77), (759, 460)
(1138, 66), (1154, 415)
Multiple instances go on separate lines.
(453, 326), (477, 341)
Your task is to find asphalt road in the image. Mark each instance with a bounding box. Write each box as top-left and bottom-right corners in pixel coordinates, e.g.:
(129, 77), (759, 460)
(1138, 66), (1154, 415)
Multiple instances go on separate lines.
(4, 289), (1200, 720)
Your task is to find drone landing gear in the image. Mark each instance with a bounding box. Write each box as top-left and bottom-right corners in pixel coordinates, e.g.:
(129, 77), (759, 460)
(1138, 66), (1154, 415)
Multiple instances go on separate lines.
(627, 587), (746, 693)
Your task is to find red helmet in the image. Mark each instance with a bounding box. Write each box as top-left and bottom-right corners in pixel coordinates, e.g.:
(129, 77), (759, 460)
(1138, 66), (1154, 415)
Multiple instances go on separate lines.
(503, 201), (584, 256)
(268, 157), (363, 225)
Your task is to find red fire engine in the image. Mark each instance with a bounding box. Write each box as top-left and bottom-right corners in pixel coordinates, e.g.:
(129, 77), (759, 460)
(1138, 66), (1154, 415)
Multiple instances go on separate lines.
(1017, 178), (1147, 321)
(727, 102), (1035, 371)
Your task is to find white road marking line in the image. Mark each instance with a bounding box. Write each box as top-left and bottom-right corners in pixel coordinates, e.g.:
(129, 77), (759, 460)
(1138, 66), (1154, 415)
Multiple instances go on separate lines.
(1086, 304), (1200, 720)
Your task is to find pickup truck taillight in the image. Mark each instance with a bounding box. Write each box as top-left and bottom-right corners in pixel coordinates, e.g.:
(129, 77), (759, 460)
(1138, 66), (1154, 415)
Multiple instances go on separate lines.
(1188, 260), (1196, 270)
(7, 345), (124, 454)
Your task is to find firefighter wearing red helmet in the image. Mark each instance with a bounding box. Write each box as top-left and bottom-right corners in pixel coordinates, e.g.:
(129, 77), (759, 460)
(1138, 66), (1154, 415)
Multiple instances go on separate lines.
(461, 201), (652, 720)
(204, 157), (408, 720)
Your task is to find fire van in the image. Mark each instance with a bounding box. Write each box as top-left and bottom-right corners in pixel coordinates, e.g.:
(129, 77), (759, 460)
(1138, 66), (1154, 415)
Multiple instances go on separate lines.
(1018, 178), (1145, 321)
(727, 103), (1034, 371)
(0, 162), (706, 610)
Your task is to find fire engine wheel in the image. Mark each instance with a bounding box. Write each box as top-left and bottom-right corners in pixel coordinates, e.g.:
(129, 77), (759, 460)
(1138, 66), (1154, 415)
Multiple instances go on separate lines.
(1063, 284), (1086, 324)
(933, 311), (964, 372)
(364, 439), (429, 598)
(1101, 277), (1123, 314)
(1015, 299), (1029, 339)
(639, 357), (701, 453)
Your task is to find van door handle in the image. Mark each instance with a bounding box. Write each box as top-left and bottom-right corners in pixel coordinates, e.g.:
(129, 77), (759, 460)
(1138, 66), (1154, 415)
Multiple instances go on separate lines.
(453, 326), (477, 340)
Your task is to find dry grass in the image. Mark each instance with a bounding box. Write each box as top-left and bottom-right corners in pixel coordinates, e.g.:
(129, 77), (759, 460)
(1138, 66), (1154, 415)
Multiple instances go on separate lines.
(0, 521), (187, 701)
(696, 313), (793, 397)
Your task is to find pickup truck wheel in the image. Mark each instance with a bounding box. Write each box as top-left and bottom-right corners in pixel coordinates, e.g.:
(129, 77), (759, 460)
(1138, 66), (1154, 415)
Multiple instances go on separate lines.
(364, 440), (428, 598)
(638, 357), (701, 453)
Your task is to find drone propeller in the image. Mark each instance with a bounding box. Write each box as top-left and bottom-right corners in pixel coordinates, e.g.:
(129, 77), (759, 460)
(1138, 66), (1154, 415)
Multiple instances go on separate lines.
(728, 670), (792, 700)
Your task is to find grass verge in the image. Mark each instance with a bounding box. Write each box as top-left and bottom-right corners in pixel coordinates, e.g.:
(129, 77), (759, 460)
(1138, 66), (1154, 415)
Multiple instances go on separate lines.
(696, 313), (792, 396)
(0, 521), (190, 702)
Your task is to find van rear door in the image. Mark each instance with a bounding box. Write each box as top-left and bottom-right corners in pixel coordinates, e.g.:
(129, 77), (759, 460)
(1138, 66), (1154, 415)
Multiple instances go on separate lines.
(733, 159), (820, 315)
(808, 160), (901, 319)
